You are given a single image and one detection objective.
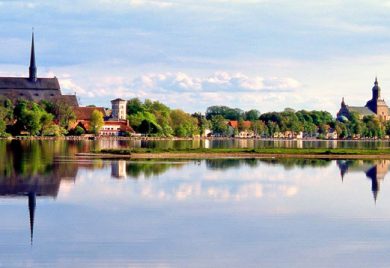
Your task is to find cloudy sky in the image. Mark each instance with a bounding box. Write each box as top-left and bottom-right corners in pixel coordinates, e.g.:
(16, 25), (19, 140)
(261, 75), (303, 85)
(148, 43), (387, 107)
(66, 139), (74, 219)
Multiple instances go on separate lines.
(1, 0), (390, 114)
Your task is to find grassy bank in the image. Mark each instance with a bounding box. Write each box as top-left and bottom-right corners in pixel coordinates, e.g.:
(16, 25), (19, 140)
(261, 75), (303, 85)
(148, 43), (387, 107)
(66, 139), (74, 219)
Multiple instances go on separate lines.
(81, 148), (390, 160)
(97, 148), (390, 155)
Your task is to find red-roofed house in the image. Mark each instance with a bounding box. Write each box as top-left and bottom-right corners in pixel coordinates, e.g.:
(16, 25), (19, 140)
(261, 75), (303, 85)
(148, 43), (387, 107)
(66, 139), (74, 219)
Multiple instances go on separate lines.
(71, 107), (106, 131)
(227, 120), (254, 138)
(71, 100), (135, 136)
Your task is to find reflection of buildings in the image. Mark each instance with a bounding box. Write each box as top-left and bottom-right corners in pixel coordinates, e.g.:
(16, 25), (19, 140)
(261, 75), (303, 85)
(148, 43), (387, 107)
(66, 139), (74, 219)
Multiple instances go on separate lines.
(111, 160), (127, 179)
(337, 160), (390, 203)
(0, 162), (78, 245)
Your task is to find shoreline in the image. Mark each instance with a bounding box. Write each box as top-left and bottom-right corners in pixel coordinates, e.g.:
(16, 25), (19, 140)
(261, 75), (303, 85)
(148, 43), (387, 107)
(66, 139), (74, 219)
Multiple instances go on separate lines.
(76, 148), (390, 160)
(3, 136), (390, 142)
(75, 152), (390, 160)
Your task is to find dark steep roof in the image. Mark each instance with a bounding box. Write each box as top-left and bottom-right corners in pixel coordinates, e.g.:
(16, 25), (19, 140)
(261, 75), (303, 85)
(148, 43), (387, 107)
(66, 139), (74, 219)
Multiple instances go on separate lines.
(347, 106), (375, 116)
(111, 98), (126, 102)
(57, 95), (79, 107)
(0, 77), (60, 90)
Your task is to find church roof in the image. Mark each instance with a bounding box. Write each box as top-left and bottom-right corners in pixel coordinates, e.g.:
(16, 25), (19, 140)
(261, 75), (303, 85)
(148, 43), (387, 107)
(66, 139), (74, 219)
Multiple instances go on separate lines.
(74, 107), (106, 120)
(111, 98), (126, 102)
(57, 95), (79, 107)
(0, 77), (60, 90)
(346, 106), (375, 116)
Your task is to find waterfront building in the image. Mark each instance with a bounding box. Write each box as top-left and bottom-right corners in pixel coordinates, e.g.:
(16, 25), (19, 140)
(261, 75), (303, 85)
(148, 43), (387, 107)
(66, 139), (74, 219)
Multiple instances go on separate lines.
(227, 120), (254, 138)
(111, 98), (127, 120)
(0, 32), (78, 107)
(337, 78), (389, 121)
(111, 160), (127, 179)
(72, 99), (134, 136)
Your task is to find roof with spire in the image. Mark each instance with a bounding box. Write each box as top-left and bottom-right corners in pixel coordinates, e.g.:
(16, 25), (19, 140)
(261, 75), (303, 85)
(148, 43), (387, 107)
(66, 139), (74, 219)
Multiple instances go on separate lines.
(337, 77), (390, 118)
(0, 32), (60, 90)
(29, 31), (37, 82)
(0, 31), (79, 106)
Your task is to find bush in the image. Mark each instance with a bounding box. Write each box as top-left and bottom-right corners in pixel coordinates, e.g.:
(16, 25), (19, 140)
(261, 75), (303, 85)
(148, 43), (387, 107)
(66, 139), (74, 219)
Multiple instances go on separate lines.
(42, 124), (67, 137)
(72, 126), (85, 136)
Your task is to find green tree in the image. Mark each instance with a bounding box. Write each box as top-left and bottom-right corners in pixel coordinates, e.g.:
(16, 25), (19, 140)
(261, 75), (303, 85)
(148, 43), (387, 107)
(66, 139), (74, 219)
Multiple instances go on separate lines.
(363, 116), (383, 138)
(127, 98), (144, 115)
(211, 115), (228, 135)
(244, 109), (260, 121)
(42, 124), (67, 136)
(170, 109), (199, 137)
(13, 100), (54, 136)
(90, 110), (104, 135)
(251, 120), (266, 136)
(192, 112), (210, 136)
(0, 109), (6, 136)
(206, 106), (244, 120)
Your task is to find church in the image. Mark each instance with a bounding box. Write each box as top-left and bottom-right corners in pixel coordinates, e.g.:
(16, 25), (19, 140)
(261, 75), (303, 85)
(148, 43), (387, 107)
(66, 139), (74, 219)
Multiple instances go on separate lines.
(337, 78), (389, 121)
(0, 33), (78, 107)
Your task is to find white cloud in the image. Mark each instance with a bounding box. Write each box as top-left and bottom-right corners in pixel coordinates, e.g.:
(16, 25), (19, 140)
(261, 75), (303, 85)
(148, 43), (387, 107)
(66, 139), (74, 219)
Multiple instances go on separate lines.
(56, 71), (303, 110)
(130, 72), (301, 93)
(98, 0), (174, 8)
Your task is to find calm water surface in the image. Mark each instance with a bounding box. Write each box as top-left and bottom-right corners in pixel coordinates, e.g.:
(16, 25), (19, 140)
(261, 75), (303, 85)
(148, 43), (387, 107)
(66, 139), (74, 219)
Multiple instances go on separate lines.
(1, 140), (390, 267)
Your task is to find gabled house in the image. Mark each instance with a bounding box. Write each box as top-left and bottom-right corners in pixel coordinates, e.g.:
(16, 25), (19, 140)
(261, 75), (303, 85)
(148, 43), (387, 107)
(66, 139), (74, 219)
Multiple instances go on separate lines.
(227, 120), (254, 138)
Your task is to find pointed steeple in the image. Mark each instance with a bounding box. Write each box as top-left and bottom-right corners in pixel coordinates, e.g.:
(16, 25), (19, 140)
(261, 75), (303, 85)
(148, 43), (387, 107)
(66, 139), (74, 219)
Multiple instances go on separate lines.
(341, 97), (346, 107)
(372, 76), (381, 100)
(29, 30), (37, 82)
(373, 190), (378, 204)
(28, 192), (36, 246)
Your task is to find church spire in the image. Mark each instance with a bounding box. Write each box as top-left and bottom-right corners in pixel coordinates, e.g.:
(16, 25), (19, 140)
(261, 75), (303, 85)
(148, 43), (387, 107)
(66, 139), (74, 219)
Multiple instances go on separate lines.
(29, 30), (37, 82)
(28, 192), (36, 246)
(341, 97), (346, 107)
(372, 76), (381, 100)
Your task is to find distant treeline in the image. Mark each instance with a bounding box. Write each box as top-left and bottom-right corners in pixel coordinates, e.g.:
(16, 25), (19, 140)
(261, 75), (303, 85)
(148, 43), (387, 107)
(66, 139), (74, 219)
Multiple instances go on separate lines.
(1, 96), (390, 138)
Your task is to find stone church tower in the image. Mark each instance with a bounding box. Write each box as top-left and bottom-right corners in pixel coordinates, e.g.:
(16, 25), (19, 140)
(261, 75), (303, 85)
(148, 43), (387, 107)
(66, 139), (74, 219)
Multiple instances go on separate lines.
(365, 77), (389, 121)
(111, 98), (127, 120)
(337, 78), (390, 121)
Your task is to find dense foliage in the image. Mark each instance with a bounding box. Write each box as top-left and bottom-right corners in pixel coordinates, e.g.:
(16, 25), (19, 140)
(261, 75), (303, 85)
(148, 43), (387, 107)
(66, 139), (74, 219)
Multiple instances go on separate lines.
(0, 98), (75, 136)
(127, 98), (199, 137)
(1, 96), (390, 139)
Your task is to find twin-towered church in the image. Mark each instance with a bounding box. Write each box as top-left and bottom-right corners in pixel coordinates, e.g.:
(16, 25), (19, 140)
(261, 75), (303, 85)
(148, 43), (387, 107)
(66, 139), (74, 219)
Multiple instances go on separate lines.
(337, 78), (390, 121)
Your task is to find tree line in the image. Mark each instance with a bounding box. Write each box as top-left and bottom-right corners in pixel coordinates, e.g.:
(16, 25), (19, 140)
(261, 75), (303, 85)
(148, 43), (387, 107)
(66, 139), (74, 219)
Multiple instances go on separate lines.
(2, 96), (390, 139)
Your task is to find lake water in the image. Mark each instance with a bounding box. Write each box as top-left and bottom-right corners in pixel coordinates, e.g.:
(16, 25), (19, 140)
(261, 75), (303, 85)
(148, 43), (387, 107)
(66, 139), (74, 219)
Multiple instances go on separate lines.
(1, 140), (390, 267)
(100, 138), (390, 149)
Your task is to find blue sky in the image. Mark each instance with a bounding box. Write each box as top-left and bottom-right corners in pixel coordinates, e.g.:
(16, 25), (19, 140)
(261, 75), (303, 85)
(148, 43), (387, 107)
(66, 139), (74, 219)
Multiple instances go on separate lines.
(1, 0), (390, 114)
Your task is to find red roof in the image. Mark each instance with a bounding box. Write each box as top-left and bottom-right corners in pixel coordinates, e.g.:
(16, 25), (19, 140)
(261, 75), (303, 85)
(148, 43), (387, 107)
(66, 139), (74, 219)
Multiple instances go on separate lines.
(103, 120), (135, 133)
(228, 120), (251, 129)
(74, 107), (105, 120)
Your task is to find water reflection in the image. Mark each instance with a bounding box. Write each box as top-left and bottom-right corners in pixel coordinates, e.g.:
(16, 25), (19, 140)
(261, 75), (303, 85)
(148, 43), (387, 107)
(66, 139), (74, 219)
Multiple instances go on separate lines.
(2, 148), (390, 252)
(337, 160), (389, 203)
(0, 157), (78, 245)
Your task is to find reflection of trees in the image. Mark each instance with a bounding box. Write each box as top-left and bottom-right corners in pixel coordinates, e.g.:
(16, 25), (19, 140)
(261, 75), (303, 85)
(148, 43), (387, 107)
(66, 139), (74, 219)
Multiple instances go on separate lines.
(206, 158), (332, 170)
(126, 161), (186, 179)
(0, 140), (80, 197)
(259, 159), (332, 169)
(0, 140), (83, 246)
(206, 159), (260, 170)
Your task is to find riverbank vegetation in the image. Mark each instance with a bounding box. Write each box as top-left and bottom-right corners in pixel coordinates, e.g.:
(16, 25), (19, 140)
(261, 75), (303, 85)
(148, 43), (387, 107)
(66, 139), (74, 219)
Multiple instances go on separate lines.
(2, 96), (390, 139)
(96, 147), (390, 156)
